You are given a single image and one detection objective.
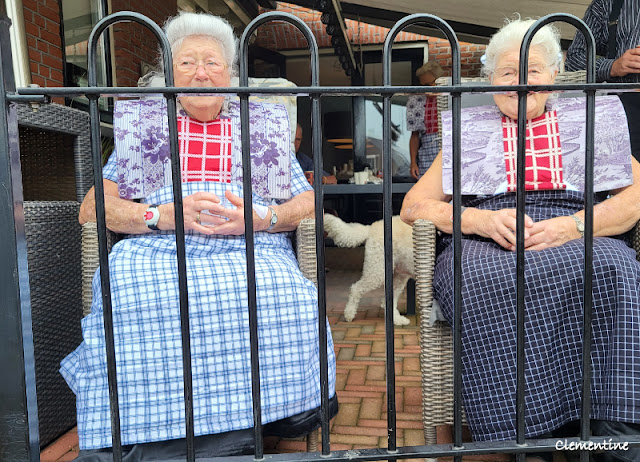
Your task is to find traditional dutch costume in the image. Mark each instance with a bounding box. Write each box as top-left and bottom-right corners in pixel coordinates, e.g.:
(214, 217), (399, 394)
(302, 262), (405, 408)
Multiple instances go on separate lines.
(434, 96), (640, 441)
(61, 99), (337, 451)
(406, 94), (440, 176)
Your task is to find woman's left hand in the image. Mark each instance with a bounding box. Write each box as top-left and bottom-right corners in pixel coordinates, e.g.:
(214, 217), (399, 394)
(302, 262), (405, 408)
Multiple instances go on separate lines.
(523, 216), (579, 251)
(203, 190), (267, 235)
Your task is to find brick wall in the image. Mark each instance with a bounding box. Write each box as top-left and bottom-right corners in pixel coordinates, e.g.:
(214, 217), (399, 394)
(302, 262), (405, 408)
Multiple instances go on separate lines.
(110, 0), (177, 87)
(428, 38), (486, 78)
(22, 0), (64, 88)
(21, 0), (177, 91)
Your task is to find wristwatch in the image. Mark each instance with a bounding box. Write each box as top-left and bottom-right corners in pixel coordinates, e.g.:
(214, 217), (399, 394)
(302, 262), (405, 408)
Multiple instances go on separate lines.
(267, 206), (278, 231)
(571, 215), (584, 238)
(144, 205), (160, 231)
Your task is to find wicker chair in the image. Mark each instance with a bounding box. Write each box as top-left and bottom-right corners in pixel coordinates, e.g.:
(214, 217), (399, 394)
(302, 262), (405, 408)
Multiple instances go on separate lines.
(17, 103), (92, 447)
(413, 70), (640, 445)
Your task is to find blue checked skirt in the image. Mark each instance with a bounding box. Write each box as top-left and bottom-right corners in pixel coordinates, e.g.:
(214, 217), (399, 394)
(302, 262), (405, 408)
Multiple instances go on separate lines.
(60, 181), (337, 450)
(433, 190), (640, 442)
(417, 132), (439, 177)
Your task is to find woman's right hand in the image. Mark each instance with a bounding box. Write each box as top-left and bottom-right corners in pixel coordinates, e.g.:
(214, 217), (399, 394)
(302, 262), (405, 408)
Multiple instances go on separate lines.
(468, 208), (534, 251)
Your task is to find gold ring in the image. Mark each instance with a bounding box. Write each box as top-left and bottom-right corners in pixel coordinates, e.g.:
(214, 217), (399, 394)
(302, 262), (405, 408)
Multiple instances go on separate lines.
(196, 212), (201, 225)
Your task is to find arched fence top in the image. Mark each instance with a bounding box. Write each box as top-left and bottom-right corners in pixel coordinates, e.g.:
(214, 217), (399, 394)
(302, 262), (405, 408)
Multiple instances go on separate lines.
(383, 14), (460, 87)
(239, 12), (319, 88)
(520, 13), (596, 85)
(87, 11), (175, 88)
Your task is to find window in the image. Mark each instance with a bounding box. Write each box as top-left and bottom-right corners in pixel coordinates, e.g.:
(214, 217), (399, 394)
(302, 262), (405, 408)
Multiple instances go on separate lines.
(61, 0), (112, 111)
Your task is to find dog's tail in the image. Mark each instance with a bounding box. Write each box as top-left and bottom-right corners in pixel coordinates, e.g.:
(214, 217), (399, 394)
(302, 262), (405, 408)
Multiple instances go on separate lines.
(323, 213), (370, 247)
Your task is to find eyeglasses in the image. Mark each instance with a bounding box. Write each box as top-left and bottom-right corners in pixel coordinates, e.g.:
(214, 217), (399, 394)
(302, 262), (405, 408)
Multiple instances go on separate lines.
(492, 64), (548, 84)
(174, 58), (228, 76)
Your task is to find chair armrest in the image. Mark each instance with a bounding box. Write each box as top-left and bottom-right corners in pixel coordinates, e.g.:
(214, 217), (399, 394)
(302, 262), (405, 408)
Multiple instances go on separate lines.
(81, 222), (118, 316)
(296, 218), (317, 286)
(412, 219), (463, 443)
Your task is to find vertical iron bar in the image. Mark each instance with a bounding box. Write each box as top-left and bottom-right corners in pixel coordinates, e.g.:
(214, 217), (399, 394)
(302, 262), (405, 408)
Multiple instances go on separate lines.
(520, 15), (596, 461)
(515, 39), (528, 458)
(0, 4), (39, 460)
(88, 12), (195, 461)
(87, 15), (121, 461)
(383, 14), (460, 455)
(239, 36), (263, 460)
(240, 12), (324, 456)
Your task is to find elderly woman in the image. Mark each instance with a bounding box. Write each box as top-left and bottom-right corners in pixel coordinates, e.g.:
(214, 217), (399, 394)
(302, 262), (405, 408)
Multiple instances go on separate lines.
(406, 60), (445, 179)
(401, 18), (640, 459)
(60, 11), (337, 458)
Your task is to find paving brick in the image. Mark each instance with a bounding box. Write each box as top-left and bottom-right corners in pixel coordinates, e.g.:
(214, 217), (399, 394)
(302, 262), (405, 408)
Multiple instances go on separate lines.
(347, 368), (366, 386)
(333, 402), (361, 426)
(331, 433), (379, 446)
(359, 397), (383, 420)
(404, 386), (423, 406)
(355, 343), (372, 358)
(337, 346), (355, 361)
(332, 424), (389, 437)
(371, 340), (387, 354)
(338, 390), (385, 399)
(404, 429), (426, 446)
(345, 384), (387, 393)
(366, 364), (386, 381)
(403, 357), (421, 372)
(361, 324), (376, 334)
(345, 327), (362, 338)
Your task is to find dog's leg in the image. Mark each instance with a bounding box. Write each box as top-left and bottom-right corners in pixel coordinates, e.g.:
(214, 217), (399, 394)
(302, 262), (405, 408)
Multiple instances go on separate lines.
(344, 247), (384, 322)
(344, 274), (377, 322)
(390, 274), (411, 326)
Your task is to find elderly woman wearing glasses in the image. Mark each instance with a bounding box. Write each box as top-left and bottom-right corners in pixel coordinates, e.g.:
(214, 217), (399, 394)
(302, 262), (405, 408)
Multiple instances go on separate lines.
(402, 18), (640, 461)
(61, 11), (337, 459)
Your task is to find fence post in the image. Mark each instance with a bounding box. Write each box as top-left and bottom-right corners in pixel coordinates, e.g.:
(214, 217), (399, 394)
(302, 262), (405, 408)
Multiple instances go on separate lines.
(0, 2), (40, 460)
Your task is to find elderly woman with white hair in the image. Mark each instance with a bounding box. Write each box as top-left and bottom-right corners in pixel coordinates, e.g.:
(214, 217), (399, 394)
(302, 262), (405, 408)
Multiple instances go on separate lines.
(406, 60), (445, 179)
(60, 11), (337, 459)
(402, 18), (640, 461)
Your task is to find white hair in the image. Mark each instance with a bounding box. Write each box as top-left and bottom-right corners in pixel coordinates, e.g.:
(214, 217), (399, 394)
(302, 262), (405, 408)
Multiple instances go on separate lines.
(482, 18), (562, 78)
(162, 11), (238, 76)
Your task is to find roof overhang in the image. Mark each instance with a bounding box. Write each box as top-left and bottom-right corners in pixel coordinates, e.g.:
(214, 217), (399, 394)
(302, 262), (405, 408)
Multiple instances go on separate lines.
(285, 0), (591, 45)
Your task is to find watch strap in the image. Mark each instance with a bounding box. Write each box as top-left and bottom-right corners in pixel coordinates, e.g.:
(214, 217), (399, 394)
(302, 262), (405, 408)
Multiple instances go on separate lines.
(571, 215), (584, 238)
(144, 205), (160, 230)
(267, 206), (278, 231)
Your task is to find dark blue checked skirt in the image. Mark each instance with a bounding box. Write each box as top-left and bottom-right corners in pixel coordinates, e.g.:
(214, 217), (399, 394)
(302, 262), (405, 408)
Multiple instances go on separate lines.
(433, 190), (640, 442)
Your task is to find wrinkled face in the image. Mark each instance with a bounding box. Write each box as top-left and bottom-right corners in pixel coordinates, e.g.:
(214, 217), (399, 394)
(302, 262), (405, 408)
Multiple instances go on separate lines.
(490, 46), (557, 120)
(173, 36), (231, 120)
(295, 125), (303, 153)
(418, 71), (437, 87)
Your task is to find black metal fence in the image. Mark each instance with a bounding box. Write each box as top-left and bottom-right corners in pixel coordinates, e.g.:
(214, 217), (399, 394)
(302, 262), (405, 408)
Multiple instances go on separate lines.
(2, 6), (640, 462)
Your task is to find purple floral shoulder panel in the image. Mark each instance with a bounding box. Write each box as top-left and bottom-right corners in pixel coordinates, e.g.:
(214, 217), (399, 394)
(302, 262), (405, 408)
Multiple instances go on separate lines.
(113, 99), (291, 200)
(441, 96), (633, 195)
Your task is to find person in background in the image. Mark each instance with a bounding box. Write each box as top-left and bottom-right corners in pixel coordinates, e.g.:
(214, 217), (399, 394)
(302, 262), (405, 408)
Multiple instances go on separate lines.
(565, 0), (640, 161)
(406, 61), (445, 179)
(402, 18), (640, 462)
(295, 123), (337, 184)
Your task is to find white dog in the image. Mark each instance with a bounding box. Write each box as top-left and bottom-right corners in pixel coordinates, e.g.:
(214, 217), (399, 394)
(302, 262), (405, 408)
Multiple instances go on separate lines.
(323, 213), (414, 326)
